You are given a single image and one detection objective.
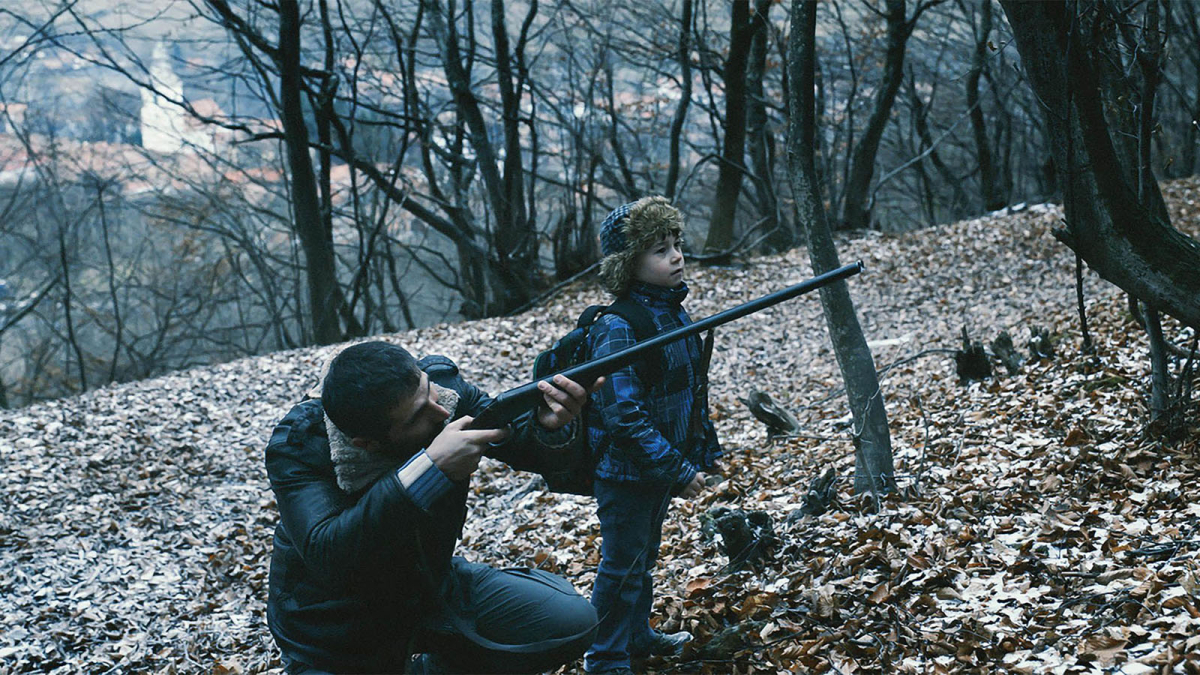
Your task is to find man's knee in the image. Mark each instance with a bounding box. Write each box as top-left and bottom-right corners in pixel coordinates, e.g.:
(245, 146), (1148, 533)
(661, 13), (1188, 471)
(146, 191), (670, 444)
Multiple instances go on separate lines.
(442, 566), (596, 673)
(558, 582), (599, 638)
(515, 568), (597, 637)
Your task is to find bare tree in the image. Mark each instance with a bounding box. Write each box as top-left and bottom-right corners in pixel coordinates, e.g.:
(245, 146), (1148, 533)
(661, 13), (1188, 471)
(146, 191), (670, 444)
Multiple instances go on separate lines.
(1000, 1), (1200, 325)
(1165, 2), (1200, 177)
(703, 0), (753, 253)
(841, 0), (944, 231)
(665, 0), (695, 202)
(277, 0), (342, 344)
(745, 0), (790, 251)
(789, 0), (896, 497)
(962, 0), (1005, 211)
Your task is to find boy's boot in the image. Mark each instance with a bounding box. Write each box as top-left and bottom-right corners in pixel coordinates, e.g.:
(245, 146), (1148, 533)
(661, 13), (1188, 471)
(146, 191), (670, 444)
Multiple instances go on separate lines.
(629, 630), (692, 658)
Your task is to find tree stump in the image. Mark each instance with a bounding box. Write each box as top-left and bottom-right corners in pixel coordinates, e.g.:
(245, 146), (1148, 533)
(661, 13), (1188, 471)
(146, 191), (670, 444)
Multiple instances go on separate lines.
(704, 507), (778, 570)
(798, 467), (839, 517)
(738, 389), (802, 437)
(1028, 325), (1056, 360)
(990, 330), (1023, 375)
(955, 326), (992, 383)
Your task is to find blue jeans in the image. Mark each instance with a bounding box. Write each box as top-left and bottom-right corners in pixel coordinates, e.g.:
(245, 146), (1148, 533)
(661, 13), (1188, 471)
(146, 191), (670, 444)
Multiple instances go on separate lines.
(585, 480), (673, 672)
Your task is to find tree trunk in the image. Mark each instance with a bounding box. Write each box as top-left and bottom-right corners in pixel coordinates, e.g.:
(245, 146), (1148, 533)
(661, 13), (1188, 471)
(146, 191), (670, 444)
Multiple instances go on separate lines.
(279, 0), (342, 345)
(704, 0), (753, 253)
(604, 56), (640, 200)
(665, 0), (694, 202)
(96, 182), (123, 383)
(1133, 1), (1172, 419)
(966, 0), (1004, 211)
(1145, 306), (1171, 418)
(57, 217), (87, 392)
(1001, 1), (1200, 330)
(1184, 89), (1200, 178)
(491, 0), (538, 311)
(841, 0), (910, 231)
(426, 0), (535, 314)
(906, 72), (969, 220)
(316, 0), (365, 339)
(788, 0), (896, 497)
(1171, 2), (1200, 177)
(746, 0), (788, 251)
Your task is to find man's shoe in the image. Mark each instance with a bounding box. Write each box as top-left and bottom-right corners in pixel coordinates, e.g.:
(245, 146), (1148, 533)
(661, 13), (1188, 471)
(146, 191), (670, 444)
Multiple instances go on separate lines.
(629, 630), (693, 658)
(407, 653), (449, 674)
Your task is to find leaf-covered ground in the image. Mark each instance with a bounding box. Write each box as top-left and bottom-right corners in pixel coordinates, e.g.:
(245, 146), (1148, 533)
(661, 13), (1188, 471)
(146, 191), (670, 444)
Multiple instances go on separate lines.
(2, 181), (1198, 674)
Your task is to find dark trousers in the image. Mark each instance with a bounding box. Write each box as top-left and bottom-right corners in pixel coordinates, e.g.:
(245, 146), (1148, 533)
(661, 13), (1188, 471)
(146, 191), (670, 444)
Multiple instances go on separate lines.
(585, 480), (672, 673)
(288, 557), (596, 675)
(414, 557), (597, 674)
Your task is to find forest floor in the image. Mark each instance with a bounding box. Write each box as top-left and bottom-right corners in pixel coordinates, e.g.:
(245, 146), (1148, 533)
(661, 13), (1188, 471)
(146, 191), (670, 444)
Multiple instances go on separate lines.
(2, 180), (1199, 675)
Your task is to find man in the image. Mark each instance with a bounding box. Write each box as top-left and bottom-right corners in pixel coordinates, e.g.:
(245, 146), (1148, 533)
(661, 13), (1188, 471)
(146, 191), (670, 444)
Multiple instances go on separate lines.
(265, 341), (600, 673)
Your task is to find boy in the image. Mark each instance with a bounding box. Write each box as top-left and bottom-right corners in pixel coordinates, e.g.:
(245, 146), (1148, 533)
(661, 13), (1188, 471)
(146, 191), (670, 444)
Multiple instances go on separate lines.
(584, 196), (723, 674)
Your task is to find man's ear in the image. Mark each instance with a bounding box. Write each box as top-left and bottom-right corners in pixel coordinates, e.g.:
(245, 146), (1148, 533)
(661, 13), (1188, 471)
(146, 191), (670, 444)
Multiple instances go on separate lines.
(349, 436), (378, 452)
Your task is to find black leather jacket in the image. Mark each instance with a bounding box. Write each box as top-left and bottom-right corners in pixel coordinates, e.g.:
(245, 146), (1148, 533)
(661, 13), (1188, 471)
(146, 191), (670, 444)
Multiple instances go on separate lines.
(265, 355), (573, 672)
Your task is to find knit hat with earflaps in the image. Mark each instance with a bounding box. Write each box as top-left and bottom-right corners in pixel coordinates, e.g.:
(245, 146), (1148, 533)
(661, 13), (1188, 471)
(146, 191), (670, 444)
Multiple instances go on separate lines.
(598, 195), (683, 296)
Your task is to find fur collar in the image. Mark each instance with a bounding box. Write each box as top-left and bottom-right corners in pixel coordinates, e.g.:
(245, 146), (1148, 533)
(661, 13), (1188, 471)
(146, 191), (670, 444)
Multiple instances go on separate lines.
(325, 383), (460, 493)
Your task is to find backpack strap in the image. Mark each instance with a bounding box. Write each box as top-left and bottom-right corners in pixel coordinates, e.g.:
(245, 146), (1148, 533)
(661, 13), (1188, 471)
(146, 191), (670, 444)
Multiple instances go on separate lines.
(604, 298), (657, 341)
(685, 329), (716, 452)
(603, 298), (663, 386)
(576, 305), (608, 329)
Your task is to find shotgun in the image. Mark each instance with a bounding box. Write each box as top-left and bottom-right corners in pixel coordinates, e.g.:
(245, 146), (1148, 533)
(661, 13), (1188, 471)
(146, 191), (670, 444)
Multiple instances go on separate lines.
(470, 260), (865, 429)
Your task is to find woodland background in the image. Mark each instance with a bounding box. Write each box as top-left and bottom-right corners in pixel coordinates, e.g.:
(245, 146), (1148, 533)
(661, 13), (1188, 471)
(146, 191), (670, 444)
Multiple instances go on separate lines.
(1, 0), (1200, 673)
(2, 0), (1198, 406)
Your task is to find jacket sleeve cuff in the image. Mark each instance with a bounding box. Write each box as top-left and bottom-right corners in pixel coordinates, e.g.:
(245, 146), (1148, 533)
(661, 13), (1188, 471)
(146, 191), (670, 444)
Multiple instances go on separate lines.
(396, 450), (453, 510)
(535, 418), (577, 450)
(675, 459), (698, 489)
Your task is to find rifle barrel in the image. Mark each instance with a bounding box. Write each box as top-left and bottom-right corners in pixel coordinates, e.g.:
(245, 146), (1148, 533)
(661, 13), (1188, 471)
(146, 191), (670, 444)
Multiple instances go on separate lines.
(471, 260), (864, 429)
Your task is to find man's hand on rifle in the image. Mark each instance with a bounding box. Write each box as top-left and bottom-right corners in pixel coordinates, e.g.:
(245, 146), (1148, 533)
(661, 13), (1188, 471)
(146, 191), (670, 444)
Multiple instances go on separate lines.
(426, 416), (509, 481)
(535, 374), (604, 431)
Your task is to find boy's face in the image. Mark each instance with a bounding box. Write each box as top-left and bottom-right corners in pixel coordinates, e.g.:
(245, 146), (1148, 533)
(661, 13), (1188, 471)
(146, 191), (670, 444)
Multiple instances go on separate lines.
(633, 232), (684, 288)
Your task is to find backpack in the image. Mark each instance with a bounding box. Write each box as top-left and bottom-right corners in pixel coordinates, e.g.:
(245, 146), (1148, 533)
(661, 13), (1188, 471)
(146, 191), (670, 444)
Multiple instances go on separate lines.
(536, 298), (660, 496)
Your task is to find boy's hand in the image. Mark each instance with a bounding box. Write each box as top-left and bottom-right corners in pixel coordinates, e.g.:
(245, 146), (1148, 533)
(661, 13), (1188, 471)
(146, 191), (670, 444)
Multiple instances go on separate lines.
(425, 416), (509, 481)
(535, 374), (605, 430)
(679, 472), (707, 499)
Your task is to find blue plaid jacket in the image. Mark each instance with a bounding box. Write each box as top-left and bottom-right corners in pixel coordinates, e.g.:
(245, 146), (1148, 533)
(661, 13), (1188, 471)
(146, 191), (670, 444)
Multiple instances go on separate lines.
(585, 281), (722, 487)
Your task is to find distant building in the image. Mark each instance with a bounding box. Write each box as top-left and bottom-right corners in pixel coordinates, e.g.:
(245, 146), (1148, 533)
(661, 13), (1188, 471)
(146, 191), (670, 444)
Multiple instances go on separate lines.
(140, 42), (218, 154)
(85, 87), (141, 145)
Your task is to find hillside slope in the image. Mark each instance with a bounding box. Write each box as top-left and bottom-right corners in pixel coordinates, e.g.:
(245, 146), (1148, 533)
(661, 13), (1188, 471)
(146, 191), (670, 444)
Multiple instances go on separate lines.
(1, 181), (1198, 674)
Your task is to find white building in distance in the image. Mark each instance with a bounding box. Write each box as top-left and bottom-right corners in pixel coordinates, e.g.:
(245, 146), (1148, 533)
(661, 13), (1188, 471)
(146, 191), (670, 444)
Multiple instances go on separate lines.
(140, 42), (217, 155)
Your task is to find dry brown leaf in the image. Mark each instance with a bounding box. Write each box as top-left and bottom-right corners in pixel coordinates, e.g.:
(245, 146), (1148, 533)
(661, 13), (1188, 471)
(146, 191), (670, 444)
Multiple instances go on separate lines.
(1078, 634), (1126, 665)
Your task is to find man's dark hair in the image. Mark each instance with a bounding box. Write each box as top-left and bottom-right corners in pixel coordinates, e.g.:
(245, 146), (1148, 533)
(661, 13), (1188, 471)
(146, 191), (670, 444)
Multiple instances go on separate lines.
(322, 341), (422, 440)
